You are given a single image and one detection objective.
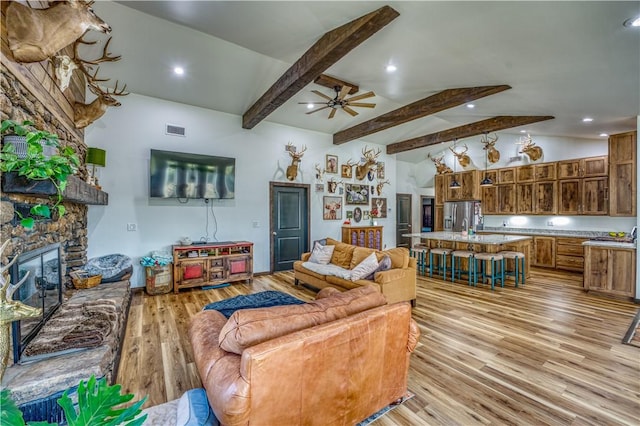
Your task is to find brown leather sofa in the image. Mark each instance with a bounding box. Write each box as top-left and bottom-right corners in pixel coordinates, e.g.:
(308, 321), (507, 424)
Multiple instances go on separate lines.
(293, 238), (417, 306)
(189, 285), (420, 426)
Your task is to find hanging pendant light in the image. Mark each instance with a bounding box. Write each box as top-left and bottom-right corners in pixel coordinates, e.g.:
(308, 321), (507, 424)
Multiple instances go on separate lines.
(480, 133), (493, 187)
(449, 139), (461, 189)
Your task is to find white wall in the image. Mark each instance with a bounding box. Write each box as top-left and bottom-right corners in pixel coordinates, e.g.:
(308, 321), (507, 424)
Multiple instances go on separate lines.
(85, 93), (396, 287)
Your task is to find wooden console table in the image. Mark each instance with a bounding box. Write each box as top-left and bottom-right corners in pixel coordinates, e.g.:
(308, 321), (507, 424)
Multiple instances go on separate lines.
(172, 241), (253, 292)
(342, 226), (383, 250)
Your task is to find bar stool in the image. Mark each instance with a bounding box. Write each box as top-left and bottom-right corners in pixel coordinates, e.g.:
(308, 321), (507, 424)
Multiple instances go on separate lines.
(451, 250), (475, 286)
(429, 247), (452, 280)
(410, 246), (429, 276)
(499, 251), (526, 287)
(473, 252), (505, 290)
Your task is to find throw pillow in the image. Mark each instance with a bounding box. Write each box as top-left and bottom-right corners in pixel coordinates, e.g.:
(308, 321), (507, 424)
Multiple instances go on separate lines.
(308, 242), (335, 264)
(176, 388), (218, 426)
(350, 252), (379, 281)
(365, 255), (392, 280)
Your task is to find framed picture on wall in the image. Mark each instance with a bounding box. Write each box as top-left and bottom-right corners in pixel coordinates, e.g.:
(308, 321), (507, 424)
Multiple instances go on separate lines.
(341, 164), (353, 179)
(376, 162), (385, 179)
(315, 183), (324, 192)
(344, 183), (369, 205)
(323, 196), (342, 220)
(371, 198), (387, 218)
(326, 155), (338, 174)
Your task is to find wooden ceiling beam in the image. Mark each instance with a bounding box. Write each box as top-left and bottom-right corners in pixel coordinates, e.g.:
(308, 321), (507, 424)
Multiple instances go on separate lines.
(386, 115), (555, 154)
(314, 74), (359, 95)
(333, 85), (511, 145)
(242, 5), (399, 129)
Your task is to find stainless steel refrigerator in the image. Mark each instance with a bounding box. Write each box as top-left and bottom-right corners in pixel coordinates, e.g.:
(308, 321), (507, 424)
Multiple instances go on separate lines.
(443, 200), (482, 232)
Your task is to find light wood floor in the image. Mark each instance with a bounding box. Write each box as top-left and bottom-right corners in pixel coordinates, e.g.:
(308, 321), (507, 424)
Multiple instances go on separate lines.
(116, 269), (640, 425)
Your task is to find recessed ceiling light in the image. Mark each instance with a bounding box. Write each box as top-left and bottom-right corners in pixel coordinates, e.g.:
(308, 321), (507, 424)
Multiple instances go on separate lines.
(520, 130), (527, 133)
(623, 16), (640, 27)
(599, 133), (609, 137)
(385, 64), (397, 73)
(174, 66), (184, 75)
(466, 104), (475, 109)
(582, 117), (593, 122)
(306, 103), (314, 109)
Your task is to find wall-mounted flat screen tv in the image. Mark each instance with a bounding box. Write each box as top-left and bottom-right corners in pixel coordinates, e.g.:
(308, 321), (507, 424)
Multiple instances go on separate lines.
(150, 149), (235, 199)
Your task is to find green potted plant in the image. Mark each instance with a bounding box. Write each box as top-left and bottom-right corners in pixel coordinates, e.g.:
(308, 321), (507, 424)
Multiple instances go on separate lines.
(0, 120), (80, 228)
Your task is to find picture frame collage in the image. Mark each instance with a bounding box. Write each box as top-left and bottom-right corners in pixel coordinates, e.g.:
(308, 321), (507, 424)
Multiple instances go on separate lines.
(320, 154), (388, 222)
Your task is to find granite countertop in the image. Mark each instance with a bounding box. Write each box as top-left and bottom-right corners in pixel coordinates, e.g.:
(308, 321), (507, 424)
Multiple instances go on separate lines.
(403, 232), (532, 244)
(582, 240), (637, 249)
(481, 227), (633, 239)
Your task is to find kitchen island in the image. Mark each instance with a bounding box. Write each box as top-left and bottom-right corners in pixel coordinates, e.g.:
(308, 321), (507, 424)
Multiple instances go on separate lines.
(404, 232), (533, 279)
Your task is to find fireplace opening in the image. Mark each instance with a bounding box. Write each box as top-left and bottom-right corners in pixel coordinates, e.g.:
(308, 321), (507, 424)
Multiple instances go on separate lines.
(10, 243), (63, 363)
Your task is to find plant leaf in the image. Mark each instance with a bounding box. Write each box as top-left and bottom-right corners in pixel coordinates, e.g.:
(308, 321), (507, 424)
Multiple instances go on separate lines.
(56, 205), (66, 217)
(30, 205), (51, 218)
(20, 217), (35, 228)
(60, 376), (147, 426)
(1, 389), (27, 426)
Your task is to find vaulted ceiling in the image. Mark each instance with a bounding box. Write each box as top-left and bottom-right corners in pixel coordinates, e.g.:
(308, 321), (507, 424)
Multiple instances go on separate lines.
(94, 1), (639, 162)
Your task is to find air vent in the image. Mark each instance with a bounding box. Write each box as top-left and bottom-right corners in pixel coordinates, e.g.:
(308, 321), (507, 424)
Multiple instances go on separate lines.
(165, 124), (186, 137)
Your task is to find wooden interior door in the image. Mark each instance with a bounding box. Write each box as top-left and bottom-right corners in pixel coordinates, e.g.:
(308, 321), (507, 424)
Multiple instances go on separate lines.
(270, 182), (309, 272)
(396, 193), (412, 248)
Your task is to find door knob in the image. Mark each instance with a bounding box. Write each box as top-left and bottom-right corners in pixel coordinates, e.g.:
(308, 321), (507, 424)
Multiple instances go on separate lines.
(272, 232), (277, 236)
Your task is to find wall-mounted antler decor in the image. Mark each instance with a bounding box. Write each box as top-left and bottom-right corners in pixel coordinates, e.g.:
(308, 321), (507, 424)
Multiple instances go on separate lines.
(480, 133), (500, 164)
(518, 134), (543, 162)
(355, 146), (381, 180)
(449, 143), (474, 169)
(427, 153), (452, 174)
(285, 142), (307, 181)
(6, 0), (111, 63)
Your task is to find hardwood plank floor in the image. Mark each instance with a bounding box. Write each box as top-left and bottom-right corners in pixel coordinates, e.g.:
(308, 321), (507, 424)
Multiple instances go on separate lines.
(116, 269), (640, 425)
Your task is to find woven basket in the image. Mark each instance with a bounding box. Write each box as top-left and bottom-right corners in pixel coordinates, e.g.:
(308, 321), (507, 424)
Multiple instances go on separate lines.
(71, 273), (102, 289)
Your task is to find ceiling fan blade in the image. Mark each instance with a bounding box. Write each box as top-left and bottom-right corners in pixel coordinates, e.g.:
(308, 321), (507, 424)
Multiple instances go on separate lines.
(312, 90), (333, 101)
(328, 108), (337, 119)
(347, 102), (376, 108)
(306, 105), (330, 114)
(337, 85), (351, 101)
(345, 91), (375, 102)
(342, 106), (359, 116)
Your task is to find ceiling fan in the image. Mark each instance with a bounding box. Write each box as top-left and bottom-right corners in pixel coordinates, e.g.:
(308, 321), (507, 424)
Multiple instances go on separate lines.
(299, 85), (376, 119)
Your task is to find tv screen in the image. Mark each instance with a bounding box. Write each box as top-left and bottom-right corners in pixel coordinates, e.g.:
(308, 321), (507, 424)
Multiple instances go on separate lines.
(149, 149), (235, 199)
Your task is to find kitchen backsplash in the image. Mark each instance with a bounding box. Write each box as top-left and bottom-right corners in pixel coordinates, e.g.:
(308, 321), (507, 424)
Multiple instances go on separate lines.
(483, 215), (636, 233)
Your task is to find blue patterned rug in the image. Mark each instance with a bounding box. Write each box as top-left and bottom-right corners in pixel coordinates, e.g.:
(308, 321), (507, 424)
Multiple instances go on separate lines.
(203, 290), (305, 318)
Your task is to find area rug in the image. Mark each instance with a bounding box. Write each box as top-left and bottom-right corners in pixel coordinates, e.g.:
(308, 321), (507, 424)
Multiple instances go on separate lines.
(203, 290), (305, 318)
(357, 392), (415, 426)
(622, 309), (640, 348)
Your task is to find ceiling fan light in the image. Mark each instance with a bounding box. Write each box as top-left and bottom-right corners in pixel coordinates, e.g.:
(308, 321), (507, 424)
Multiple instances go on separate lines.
(306, 103), (314, 109)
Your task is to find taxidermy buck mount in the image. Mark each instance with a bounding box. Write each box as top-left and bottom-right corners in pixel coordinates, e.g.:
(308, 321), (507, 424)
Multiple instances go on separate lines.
(376, 179), (390, 196)
(6, 0), (111, 63)
(355, 146), (381, 181)
(449, 144), (474, 169)
(72, 36), (128, 129)
(285, 142), (307, 181)
(427, 153), (452, 174)
(480, 133), (500, 164)
(0, 240), (41, 382)
(519, 134), (544, 162)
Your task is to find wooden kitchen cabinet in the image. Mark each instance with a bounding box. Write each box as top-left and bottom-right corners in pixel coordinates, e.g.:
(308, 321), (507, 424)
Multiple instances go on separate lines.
(557, 156), (608, 179)
(581, 177), (608, 215)
(533, 236), (555, 268)
(584, 245), (636, 298)
(435, 174), (446, 205)
(447, 170), (479, 201)
(535, 181), (557, 214)
(555, 237), (587, 272)
(434, 205), (444, 231)
(481, 185), (499, 215)
(516, 182), (535, 214)
(534, 163), (557, 181)
(558, 179), (581, 215)
(498, 168), (516, 184)
(497, 184), (516, 214)
(609, 131), (636, 217)
(516, 165), (535, 182)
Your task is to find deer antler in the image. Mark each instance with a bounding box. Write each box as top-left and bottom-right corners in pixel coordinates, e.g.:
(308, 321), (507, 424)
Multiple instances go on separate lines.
(344, 158), (358, 167)
(480, 133), (498, 147)
(73, 36), (119, 85)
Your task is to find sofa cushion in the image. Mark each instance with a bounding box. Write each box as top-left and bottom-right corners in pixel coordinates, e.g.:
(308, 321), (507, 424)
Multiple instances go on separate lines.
(176, 388), (218, 426)
(384, 247), (410, 269)
(366, 255), (392, 280)
(350, 252), (379, 281)
(325, 238), (356, 269)
(308, 242), (334, 264)
(218, 285), (386, 354)
(349, 247), (384, 269)
(301, 262), (352, 280)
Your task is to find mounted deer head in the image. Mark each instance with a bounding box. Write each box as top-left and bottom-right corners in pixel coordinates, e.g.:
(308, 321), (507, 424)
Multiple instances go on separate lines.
(480, 133), (500, 164)
(285, 143), (307, 181)
(327, 177), (343, 194)
(7, 0), (111, 63)
(519, 134), (543, 162)
(449, 143), (472, 168)
(53, 55), (78, 91)
(314, 163), (325, 182)
(72, 36), (127, 128)
(427, 153), (453, 174)
(0, 240), (42, 382)
(355, 146), (381, 181)
(375, 179), (390, 196)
